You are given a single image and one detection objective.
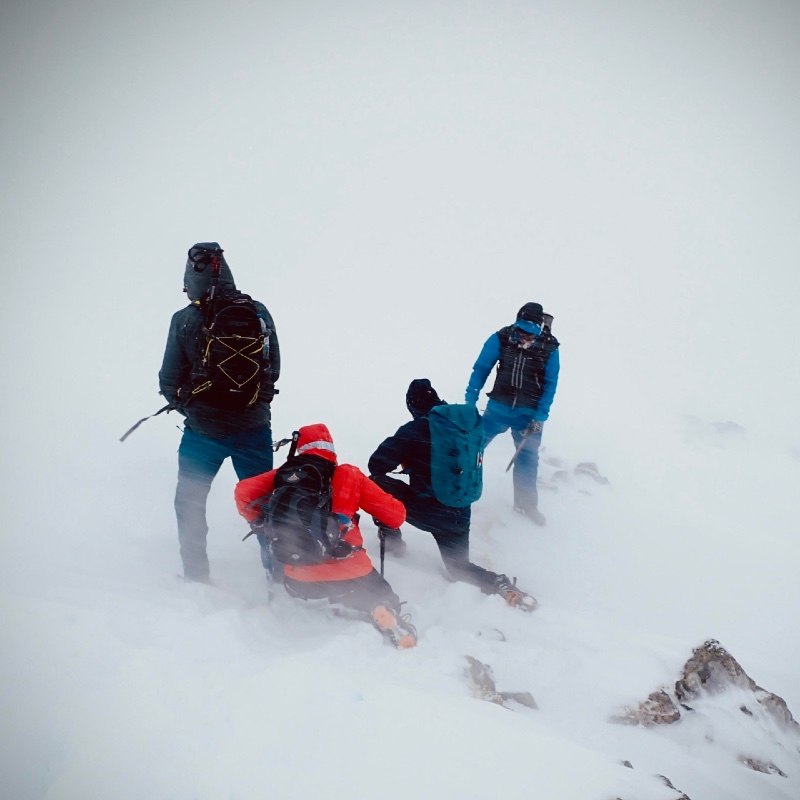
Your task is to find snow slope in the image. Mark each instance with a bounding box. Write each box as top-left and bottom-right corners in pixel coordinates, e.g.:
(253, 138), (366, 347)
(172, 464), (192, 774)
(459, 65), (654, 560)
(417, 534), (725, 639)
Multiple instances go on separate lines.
(3, 394), (798, 799)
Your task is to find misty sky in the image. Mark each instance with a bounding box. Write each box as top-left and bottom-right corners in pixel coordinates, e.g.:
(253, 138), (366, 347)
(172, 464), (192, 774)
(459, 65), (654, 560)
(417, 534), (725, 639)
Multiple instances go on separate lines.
(1, 1), (799, 508)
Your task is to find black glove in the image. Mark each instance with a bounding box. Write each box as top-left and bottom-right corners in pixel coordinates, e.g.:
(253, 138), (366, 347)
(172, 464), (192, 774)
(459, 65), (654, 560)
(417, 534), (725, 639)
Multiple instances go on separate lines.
(243, 517), (266, 541)
(329, 540), (356, 559)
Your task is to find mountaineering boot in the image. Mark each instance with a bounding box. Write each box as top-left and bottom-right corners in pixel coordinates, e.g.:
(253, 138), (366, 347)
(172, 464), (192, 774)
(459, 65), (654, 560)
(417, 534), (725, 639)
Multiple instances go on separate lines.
(378, 526), (407, 556)
(371, 604), (417, 649)
(494, 575), (538, 612)
(513, 506), (547, 526)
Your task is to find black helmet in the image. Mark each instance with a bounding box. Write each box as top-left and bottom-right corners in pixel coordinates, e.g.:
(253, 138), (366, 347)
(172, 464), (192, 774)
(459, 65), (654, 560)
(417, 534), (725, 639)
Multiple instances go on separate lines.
(516, 302), (544, 325)
(406, 379), (444, 419)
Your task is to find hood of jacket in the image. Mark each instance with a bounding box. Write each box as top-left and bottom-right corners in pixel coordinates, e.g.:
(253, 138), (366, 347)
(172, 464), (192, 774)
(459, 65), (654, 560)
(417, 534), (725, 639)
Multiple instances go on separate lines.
(184, 242), (237, 301)
(513, 319), (543, 336)
(406, 378), (446, 419)
(294, 423), (338, 464)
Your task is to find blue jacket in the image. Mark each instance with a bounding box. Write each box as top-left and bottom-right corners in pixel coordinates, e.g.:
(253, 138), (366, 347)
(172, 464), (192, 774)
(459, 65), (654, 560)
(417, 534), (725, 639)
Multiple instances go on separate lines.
(465, 323), (560, 422)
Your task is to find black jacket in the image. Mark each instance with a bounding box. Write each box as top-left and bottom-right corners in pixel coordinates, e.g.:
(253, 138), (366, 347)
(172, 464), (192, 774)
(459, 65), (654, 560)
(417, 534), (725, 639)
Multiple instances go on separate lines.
(369, 417), (436, 499)
(487, 325), (559, 410)
(159, 300), (280, 439)
(369, 415), (472, 536)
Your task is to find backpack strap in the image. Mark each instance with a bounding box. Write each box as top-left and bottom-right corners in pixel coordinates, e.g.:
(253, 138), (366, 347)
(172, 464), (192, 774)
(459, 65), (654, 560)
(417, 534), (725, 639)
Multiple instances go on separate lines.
(203, 251), (223, 327)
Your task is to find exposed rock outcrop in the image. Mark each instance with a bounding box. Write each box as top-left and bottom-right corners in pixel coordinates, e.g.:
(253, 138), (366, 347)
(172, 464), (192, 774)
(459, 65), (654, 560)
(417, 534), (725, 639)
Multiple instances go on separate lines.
(611, 689), (681, 727)
(675, 639), (800, 736)
(538, 456), (611, 494)
(612, 639), (800, 784)
(614, 763), (692, 799)
(656, 773), (692, 799)
(464, 656), (537, 710)
(739, 756), (787, 777)
(614, 639), (799, 736)
(574, 461), (610, 484)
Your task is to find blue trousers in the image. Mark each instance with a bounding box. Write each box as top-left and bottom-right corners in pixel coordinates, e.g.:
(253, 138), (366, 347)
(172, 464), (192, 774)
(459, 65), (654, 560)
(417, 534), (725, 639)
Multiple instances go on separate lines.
(482, 402), (543, 513)
(175, 424), (273, 580)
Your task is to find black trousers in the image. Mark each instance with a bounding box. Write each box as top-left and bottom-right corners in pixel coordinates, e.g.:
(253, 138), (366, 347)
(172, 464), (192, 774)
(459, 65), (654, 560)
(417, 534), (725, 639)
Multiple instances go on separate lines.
(283, 569), (401, 616)
(371, 475), (503, 594)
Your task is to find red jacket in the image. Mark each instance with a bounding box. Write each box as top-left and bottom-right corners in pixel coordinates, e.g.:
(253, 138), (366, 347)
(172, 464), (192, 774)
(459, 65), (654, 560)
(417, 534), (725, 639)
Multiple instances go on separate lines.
(235, 423), (405, 582)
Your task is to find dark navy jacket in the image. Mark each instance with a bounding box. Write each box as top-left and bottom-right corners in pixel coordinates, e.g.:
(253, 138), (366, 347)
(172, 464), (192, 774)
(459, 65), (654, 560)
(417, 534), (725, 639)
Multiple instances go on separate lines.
(369, 416), (435, 499)
(369, 414), (472, 535)
(159, 300), (280, 439)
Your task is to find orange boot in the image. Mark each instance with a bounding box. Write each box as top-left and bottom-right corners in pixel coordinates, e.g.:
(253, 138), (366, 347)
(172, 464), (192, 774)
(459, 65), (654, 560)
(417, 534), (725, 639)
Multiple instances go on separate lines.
(494, 575), (538, 612)
(371, 605), (417, 648)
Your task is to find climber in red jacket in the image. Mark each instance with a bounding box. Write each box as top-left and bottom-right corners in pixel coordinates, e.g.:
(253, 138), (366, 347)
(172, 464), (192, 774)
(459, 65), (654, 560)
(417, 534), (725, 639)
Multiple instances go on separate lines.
(235, 423), (417, 648)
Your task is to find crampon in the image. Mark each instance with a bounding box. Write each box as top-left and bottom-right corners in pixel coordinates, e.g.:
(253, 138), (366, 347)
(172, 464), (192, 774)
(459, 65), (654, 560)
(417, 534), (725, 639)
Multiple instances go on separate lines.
(371, 604), (417, 649)
(495, 576), (538, 612)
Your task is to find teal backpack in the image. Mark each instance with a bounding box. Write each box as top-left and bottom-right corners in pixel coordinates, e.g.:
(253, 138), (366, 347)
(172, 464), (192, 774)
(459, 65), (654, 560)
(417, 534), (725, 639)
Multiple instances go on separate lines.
(428, 404), (486, 507)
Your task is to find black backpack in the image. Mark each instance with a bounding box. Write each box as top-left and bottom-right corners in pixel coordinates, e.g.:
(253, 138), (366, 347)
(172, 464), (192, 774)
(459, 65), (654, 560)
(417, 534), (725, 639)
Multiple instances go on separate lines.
(189, 291), (272, 410)
(262, 455), (349, 566)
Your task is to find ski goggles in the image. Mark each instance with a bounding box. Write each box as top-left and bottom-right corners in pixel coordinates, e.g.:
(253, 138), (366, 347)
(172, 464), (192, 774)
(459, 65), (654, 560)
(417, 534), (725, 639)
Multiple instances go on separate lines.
(188, 246), (223, 271)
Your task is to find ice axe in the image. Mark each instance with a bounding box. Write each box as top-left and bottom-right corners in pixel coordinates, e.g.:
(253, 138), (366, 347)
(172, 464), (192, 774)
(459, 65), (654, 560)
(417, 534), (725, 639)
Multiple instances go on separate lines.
(119, 403), (175, 442)
(378, 529), (386, 576)
(505, 420), (543, 472)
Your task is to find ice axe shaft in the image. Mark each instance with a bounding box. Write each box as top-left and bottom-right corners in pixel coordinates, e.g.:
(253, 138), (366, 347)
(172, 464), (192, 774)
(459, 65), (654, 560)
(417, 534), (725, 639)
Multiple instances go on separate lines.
(379, 529), (386, 576)
(505, 422), (539, 472)
(119, 403), (174, 442)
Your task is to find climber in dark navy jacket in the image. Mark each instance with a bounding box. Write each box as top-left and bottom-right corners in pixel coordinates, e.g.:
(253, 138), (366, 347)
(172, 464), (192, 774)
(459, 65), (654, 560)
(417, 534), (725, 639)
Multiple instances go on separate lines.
(159, 242), (280, 582)
(369, 380), (536, 610)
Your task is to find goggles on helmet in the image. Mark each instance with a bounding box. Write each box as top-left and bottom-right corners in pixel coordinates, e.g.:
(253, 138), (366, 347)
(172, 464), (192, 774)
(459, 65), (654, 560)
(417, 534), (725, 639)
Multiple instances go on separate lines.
(188, 246), (223, 272)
